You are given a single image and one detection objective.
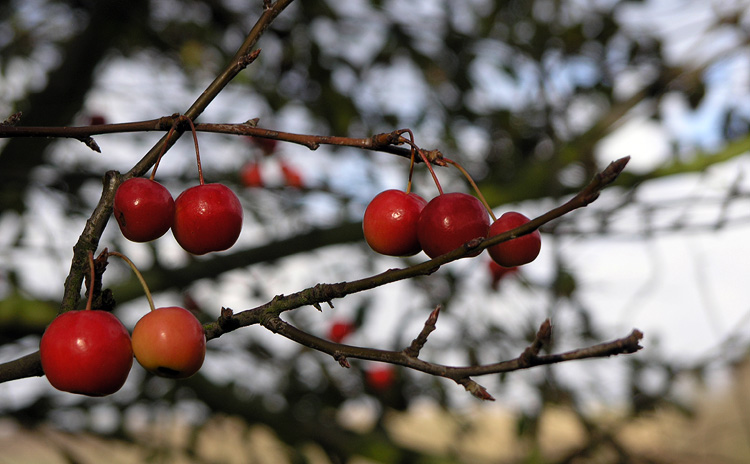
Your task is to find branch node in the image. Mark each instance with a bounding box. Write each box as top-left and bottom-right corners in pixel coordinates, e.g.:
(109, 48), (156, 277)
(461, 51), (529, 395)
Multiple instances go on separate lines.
(2, 112), (22, 126)
(403, 305), (440, 358)
(81, 136), (101, 153)
(334, 352), (350, 368)
(218, 307), (240, 331)
(457, 378), (495, 401)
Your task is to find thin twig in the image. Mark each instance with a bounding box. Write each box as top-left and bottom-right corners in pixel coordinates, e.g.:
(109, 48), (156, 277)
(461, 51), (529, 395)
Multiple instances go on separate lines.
(258, 313), (642, 400)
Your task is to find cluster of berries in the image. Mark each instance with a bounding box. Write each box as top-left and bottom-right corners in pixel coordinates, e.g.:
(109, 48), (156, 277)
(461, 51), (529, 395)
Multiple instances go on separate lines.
(40, 253), (206, 397)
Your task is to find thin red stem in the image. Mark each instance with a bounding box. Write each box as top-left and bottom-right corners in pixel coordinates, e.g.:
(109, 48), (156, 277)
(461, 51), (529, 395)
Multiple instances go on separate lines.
(185, 117), (204, 185)
(395, 129), (443, 195)
(402, 129), (416, 194)
(417, 148), (444, 195)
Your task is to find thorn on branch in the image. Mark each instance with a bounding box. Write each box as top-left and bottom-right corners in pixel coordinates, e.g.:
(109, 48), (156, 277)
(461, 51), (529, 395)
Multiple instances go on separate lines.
(334, 352), (350, 368)
(237, 49), (261, 70)
(520, 318), (552, 365)
(457, 378), (495, 401)
(403, 305), (440, 358)
(2, 112), (22, 126)
(81, 136), (101, 153)
(218, 307), (240, 331)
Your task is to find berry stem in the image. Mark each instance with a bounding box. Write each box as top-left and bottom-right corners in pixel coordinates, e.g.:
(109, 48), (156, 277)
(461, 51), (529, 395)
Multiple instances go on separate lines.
(397, 129), (444, 195)
(185, 117), (205, 186)
(85, 251), (95, 312)
(401, 129), (416, 194)
(417, 148), (444, 195)
(444, 158), (496, 221)
(107, 251), (156, 312)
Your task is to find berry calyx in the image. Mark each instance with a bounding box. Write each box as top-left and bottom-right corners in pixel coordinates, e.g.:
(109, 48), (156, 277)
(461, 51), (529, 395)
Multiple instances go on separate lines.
(488, 212), (541, 267)
(113, 178), (175, 242)
(417, 192), (490, 259)
(172, 183), (244, 255)
(363, 189), (427, 256)
(131, 306), (206, 379)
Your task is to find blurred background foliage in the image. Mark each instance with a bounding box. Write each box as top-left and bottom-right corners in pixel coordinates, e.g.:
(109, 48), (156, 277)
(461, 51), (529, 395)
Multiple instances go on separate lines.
(1, 0), (750, 462)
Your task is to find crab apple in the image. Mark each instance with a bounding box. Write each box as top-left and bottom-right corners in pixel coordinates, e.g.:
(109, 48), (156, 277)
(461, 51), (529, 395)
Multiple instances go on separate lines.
(249, 136), (278, 155)
(328, 320), (356, 343)
(488, 259), (518, 290)
(488, 212), (541, 267)
(40, 310), (133, 396)
(240, 162), (263, 188)
(114, 177), (175, 242)
(417, 192), (490, 259)
(280, 162), (304, 189)
(172, 183), (243, 255)
(131, 306), (206, 379)
(363, 189), (427, 256)
(366, 365), (396, 391)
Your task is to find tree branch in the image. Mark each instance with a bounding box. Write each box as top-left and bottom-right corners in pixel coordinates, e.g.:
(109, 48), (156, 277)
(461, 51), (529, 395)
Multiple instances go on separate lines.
(255, 312), (642, 401)
(203, 156), (630, 341)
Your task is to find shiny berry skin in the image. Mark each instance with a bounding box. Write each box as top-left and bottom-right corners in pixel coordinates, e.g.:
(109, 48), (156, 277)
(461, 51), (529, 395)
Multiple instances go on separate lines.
(363, 189), (427, 256)
(172, 183), (243, 255)
(131, 306), (206, 379)
(488, 212), (541, 267)
(40, 310), (133, 396)
(114, 178), (175, 242)
(417, 192), (490, 258)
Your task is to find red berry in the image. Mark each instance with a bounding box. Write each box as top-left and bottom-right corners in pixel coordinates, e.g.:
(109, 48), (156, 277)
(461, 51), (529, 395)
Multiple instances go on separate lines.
(172, 183), (243, 255)
(248, 137), (278, 155)
(280, 162), (304, 188)
(88, 114), (106, 125)
(363, 189), (427, 256)
(417, 192), (490, 258)
(240, 162), (263, 188)
(328, 321), (356, 343)
(114, 178), (175, 242)
(131, 306), (206, 379)
(488, 259), (518, 290)
(366, 365), (396, 391)
(488, 212), (541, 267)
(40, 310), (133, 396)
